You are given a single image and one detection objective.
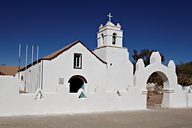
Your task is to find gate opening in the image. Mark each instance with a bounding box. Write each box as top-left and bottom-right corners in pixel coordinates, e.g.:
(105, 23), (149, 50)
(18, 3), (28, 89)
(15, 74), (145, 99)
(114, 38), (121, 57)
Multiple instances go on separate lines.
(146, 72), (168, 108)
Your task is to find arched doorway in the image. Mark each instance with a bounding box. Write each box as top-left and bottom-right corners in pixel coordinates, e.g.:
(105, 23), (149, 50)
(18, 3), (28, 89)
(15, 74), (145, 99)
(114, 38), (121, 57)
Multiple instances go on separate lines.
(146, 71), (168, 108)
(68, 75), (87, 93)
(134, 54), (178, 108)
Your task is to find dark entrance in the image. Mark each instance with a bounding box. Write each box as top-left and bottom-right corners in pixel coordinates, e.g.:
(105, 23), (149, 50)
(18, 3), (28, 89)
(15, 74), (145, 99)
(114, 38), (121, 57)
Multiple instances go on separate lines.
(68, 75), (87, 93)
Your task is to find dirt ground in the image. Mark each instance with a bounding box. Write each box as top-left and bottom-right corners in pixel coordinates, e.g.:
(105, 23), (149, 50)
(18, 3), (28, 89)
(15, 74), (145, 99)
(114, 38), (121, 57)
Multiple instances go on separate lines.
(0, 108), (192, 128)
(147, 93), (163, 108)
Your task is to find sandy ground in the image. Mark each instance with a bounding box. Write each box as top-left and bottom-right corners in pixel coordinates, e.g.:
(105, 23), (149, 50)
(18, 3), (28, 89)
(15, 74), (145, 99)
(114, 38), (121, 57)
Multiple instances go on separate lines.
(0, 108), (192, 128)
(147, 93), (163, 108)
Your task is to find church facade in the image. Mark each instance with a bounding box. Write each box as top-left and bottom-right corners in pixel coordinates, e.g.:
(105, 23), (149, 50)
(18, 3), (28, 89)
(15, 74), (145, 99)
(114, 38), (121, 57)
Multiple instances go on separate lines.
(0, 16), (192, 116)
(19, 19), (133, 96)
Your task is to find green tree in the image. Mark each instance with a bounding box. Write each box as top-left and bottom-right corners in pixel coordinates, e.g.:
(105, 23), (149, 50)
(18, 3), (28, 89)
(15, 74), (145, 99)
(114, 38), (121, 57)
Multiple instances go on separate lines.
(132, 49), (165, 87)
(132, 49), (165, 67)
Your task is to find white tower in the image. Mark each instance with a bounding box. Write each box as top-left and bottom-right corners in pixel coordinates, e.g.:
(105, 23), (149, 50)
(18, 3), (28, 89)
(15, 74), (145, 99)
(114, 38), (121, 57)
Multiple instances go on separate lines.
(94, 13), (133, 92)
(97, 13), (123, 48)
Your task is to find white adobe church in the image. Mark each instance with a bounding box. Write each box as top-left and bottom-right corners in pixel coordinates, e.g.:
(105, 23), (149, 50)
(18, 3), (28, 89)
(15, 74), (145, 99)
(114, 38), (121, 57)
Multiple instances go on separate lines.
(0, 14), (192, 116)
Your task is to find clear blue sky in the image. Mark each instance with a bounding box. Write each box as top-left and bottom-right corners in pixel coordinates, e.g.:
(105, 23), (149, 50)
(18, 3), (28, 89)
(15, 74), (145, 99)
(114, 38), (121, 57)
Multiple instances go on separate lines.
(0, 0), (192, 66)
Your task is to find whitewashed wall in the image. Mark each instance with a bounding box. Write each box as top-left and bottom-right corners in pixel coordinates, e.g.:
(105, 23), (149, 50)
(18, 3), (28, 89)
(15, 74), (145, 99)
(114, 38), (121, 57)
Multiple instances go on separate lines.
(187, 86), (192, 107)
(94, 47), (133, 92)
(19, 62), (42, 93)
(134, 52), (189, 108)
(42, 43), (107, 93)
(0, 84), (145, 116)
(0, 76), (19, 97)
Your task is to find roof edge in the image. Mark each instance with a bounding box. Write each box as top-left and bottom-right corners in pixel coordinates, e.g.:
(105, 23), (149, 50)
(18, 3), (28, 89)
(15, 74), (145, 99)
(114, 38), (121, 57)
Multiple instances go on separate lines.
(19, 40), (107, 72)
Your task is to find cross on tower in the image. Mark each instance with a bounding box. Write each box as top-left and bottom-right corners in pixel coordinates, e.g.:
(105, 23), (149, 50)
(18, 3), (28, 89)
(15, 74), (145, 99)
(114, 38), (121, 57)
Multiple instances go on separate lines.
(107, 13), (113, 22)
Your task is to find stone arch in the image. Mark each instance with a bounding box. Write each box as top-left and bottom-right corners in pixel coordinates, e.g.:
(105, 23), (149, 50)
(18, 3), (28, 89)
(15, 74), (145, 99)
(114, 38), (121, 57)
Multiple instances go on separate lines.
(142, 64), (177, 90)
(134, 52), (178, 108)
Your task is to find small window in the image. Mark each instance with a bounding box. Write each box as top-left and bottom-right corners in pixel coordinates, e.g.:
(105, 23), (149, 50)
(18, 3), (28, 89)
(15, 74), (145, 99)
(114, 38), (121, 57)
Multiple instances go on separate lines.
(101, 33), (104, 44)
(59, 78), (64, 85)
(74, 53), (82, 69)
(21, 75), (24, 81)
(112, 33), (117, 45)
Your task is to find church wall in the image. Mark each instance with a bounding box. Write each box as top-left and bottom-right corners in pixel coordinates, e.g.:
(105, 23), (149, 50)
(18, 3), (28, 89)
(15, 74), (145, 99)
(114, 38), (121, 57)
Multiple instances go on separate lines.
(106, 47), (133, 92)
(19, 62), (42, 93)
(93, 48), (107, 62)
(42, 43), (107, 93)
(94, 46), (133, 92)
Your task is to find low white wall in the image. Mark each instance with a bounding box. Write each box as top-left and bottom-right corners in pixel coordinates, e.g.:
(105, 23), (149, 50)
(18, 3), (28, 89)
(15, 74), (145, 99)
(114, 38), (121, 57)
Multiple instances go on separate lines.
(184, 86), (192, 107)
(0, 76), (191, 116)
(188, 91), (192, 107)
(169, 90), (186, 108)
(0, 85), (145, 116)
(0, 76), (19, 98)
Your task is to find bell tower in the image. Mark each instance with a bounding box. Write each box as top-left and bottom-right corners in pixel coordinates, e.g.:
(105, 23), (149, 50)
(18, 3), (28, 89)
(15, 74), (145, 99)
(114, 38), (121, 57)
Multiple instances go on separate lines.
(94, 13), (133, 92)
(97, 13), (123, 48)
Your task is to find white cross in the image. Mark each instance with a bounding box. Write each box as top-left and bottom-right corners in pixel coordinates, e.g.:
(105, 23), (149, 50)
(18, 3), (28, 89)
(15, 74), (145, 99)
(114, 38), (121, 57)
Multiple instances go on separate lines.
(107, 13), (113, 22)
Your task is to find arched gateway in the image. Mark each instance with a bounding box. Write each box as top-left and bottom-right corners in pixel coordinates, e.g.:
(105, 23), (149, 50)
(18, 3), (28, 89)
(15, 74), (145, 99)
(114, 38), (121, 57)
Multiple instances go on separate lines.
(134, 52), (178, 108)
